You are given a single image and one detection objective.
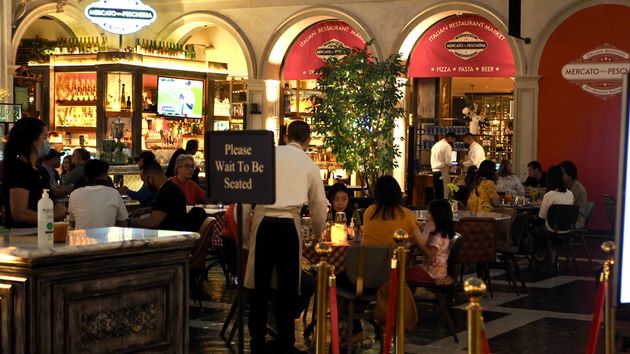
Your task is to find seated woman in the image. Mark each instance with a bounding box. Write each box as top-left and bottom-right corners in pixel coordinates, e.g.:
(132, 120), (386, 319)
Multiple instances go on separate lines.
(536, 165), (575, 232)
(169, 154), (207, 205)
(407, 199), (455, 283)
(466, 160), (500, 212)
(328, 182), (354, 225)
(2, 117), (66, 228)
(496, 159), (525, 196)
(530, 165), (574, 264)
(361, 175), (422, 245)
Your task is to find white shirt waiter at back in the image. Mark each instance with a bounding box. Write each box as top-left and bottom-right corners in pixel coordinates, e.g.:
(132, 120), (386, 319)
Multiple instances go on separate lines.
(462, 133), (485, 169)
(431, 138), (453, 171)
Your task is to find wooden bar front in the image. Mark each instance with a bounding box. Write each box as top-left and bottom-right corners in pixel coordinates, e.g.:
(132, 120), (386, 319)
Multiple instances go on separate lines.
(0, 227), (199, 354)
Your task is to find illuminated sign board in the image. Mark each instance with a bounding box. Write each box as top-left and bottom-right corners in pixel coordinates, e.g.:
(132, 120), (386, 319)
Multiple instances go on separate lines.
(616, 74), (630, 307)
(84, 0), (157, 35)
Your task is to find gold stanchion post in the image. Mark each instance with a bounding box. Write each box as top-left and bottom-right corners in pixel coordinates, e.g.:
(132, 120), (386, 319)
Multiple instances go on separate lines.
(393, 229), (409, 353)
(464, 277), (487, 354)
(601, 241), (616, 354)
(315, 242), (332, 354)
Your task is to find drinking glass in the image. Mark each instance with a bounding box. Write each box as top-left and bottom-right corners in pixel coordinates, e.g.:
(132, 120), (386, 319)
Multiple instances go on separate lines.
(334, 212), (347, 225)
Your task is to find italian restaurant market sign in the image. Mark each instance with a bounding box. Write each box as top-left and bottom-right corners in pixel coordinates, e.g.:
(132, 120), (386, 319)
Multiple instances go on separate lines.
(408, 14), (515, 77)
(205, 131), (276, 204)
(85, 0), (157, 35)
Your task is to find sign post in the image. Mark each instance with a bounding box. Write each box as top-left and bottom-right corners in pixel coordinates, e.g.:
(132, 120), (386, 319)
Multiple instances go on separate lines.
(206, 130), (276, 354)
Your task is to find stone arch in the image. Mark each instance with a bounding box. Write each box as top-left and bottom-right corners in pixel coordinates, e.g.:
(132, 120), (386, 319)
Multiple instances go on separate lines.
(156, 12), (256, 78)
(259, 6), (379, 80)
(11, 2), (101, 65)
(390, 1), (526, 76)
(530, 0), (630, 75)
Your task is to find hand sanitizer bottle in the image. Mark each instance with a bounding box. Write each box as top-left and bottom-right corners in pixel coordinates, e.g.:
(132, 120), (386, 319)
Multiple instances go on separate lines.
(37, 189), (54, 247)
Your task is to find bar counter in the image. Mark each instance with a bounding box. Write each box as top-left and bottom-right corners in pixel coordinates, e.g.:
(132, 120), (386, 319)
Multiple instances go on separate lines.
(0, 227), (199, 354)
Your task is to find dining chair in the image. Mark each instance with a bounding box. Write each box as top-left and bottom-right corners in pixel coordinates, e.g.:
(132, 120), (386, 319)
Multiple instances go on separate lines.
(190, 216), (216, 311)
(543, 204), (580, 273)
(336, 244), (392, 354)
(455, 217), (497, 297)
(407, 233), (463, 343)
(491, 208), (527, 295)
(205, 211), (230, 284)
(572, 201), (595, 270)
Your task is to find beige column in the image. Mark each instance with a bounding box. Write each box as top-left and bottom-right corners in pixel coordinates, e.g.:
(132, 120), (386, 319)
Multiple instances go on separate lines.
(513, 76), (540, 179)
(246, 79), (280, 143)
(0, 0), (12, 102)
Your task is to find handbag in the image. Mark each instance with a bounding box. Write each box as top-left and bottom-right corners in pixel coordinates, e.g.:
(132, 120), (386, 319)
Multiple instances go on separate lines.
(374, 281), (418, 331)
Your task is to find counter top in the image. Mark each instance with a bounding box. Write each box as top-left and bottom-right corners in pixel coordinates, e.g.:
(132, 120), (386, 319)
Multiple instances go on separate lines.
(0, 227), (199, 261)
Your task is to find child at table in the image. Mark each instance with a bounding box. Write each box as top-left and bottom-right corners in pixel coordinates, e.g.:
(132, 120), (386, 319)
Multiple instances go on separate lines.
(407, 199), (455, 283)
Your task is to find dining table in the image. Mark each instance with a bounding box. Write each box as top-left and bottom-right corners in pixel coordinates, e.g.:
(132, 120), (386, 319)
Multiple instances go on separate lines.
(414, 209), (512, 221)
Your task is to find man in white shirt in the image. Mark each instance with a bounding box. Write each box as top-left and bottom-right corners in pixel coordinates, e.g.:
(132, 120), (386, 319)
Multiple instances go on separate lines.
(462, 133), (485, 169)
(68, 159), (128, 229)
(430, 132), (457, 200)
(245, 121), (327, 354)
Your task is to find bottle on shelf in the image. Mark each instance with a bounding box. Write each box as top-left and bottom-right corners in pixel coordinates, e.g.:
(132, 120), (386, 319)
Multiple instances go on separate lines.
(126, 96), (131, 110)
(120, 84), (126, 110)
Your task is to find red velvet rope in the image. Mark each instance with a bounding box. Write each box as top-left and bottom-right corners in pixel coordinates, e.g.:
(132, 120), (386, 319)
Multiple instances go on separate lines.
(382, 266), (399, 354)
(481, 328), (491, 354)
(329, 274), (340, 354)
(585, 280), (607, 354)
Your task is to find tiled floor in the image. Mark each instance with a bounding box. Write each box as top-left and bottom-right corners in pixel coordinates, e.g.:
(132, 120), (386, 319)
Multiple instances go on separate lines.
(189, 235), (629, 353)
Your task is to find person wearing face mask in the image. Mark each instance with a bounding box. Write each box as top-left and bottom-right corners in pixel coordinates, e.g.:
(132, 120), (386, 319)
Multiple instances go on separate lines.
(128, 163), (187, 231)
(461, 133), (485, 169)
(2, 117), (66, 228)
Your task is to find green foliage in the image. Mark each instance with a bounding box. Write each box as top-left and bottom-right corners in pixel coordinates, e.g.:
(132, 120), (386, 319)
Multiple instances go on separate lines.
(310, 41), (406, 194)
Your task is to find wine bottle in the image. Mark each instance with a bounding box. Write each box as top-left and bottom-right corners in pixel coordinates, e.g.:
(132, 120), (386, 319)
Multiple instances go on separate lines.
(126, 96), (131, 110)
(120, 84), (126, 110)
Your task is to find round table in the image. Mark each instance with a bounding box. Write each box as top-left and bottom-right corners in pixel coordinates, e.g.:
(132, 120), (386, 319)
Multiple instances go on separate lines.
(414, 209), (512, 221)
(302, 242), (350, 274)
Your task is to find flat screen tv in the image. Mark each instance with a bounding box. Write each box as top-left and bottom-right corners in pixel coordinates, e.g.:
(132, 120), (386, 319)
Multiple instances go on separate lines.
(615, 73), (630, 307)
(156, 77), (204, 119)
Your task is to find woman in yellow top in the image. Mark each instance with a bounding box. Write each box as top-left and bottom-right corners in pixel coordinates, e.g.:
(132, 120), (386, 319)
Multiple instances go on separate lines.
(466, 160), (500, 212)
(362, 175), (423, 245)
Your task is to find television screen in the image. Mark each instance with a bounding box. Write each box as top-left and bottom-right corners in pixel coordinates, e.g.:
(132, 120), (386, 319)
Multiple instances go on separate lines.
(157, 77), (204, 118)
(615, 73), (630, 306)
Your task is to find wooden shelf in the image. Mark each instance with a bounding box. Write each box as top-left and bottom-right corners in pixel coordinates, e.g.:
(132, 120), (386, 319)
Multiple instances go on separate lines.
(55, 126), (96, 131)
(56, 100), (97, 106)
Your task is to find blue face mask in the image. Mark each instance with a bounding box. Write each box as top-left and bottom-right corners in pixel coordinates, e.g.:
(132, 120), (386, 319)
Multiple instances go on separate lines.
(38, 140), (51, 158)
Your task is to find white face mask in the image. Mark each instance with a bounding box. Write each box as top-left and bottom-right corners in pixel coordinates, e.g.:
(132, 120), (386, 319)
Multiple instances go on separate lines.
(38, 140), (51, 158)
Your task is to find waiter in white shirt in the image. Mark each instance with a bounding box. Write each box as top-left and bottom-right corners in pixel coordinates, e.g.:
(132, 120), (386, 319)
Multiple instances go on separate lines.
(245, 121), (327, 354)
(462, 133), (485, 169)
(430, 132), (457, 200)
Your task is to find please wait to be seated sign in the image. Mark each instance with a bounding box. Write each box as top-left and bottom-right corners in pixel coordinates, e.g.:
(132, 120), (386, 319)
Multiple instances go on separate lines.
(205, 131), (276, 204)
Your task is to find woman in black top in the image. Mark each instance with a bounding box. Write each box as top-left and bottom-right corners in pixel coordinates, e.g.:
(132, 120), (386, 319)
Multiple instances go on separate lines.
(2, 118), (66, 228)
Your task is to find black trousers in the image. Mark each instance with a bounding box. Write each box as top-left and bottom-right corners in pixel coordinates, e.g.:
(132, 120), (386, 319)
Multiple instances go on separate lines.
(433, 171), (445, 200)
(249, 217), (300, 354)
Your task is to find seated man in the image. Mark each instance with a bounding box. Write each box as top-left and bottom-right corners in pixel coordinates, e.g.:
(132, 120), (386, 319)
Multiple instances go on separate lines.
(68, 159), (128, 229)
(63, 148), (90, 186)
(560, 160), (588, 228)
(524, 160), (547, 188)
(169, 154), (207, 205)
(129, 163), (187, 231)
(120, 151), (158, 207)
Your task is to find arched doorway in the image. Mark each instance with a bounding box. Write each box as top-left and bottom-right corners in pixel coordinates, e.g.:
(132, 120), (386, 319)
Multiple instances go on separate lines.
(158, 12), (255, 131)
(537, 4), (630, 230)
(261, 12), (375, 188)
(393, 7), (521, 205)
(11, 3), (101, 123)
